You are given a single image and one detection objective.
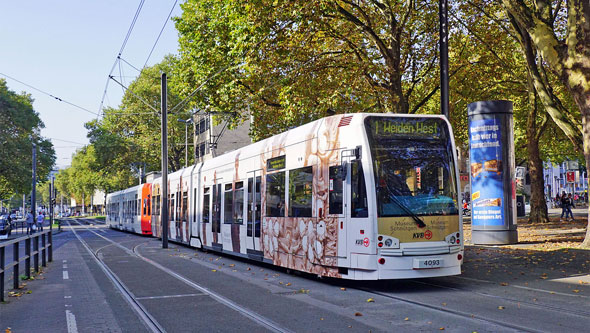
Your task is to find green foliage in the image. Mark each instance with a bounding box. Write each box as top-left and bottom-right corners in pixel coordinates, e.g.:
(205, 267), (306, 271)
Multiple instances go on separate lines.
(0, 79), (56, 199)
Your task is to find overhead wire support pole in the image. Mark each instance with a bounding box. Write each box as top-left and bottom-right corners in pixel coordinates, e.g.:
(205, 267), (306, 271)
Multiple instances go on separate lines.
(161, 73), (169, 249)
(439, 0), (450, 119)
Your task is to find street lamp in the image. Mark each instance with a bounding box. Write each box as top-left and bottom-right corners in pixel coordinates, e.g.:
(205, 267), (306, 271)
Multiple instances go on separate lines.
(178, 118), (194, 167)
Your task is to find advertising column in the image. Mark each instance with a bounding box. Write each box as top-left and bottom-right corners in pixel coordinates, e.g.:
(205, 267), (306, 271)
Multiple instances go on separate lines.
(468, 101), (518, 244)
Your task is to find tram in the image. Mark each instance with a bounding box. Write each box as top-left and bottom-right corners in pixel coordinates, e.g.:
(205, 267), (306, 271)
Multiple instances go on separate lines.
(106, 113), (463, 280)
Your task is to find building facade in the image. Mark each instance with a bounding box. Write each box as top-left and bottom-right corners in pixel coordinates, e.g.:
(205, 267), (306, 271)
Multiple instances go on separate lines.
(192, 113), (252, 163)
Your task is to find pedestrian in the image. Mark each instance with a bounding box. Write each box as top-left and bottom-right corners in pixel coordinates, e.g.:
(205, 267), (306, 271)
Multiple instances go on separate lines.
(26, 210), (35, 235)
(559, 192), (568, 221)
(37, 211), (45, 231)
(566, 193), (575, 221)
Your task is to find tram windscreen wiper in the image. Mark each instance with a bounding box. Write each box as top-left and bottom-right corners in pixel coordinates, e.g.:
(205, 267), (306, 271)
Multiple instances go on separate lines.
(388, 194), (427, 228)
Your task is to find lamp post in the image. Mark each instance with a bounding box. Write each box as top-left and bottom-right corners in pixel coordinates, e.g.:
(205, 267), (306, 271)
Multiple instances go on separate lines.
(178, 118), (194, 167)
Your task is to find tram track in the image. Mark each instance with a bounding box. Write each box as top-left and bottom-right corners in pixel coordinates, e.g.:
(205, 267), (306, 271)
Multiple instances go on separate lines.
(68, 219), (293, 333)
(408, 278), (590, 318)
(357, 287), (540, 333)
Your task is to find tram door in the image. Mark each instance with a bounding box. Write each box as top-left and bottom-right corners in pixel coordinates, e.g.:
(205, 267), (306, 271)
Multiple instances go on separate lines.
(329, 161), (347, 258)
(246, 171), (262, 253)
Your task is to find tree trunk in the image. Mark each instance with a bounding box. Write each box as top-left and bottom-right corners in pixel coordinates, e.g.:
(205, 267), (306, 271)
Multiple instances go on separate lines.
(527, 140), (549, 223)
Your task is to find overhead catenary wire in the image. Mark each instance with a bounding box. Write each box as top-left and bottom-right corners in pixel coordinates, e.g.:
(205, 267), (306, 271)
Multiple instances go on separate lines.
(141, 0), (178, 72)
(0, 72), (99, 116)
(98, 0), (146, 116)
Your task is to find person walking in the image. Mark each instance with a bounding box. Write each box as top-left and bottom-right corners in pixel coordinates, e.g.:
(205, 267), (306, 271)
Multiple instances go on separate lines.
(559, 192), (568, 221)
(26, 210), (35, 235)
(37, 211), (45, 231)
(566, 193), (575, 221)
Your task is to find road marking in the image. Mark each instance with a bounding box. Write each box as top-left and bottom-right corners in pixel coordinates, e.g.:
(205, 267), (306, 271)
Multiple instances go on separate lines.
(64, 296), (72, 299)
(63, 264), (68, 269)
(65, 310), (78, 333)
(63, 271), (69, 280)
(135, 293), (206, 300)
(63, 260), (67, 263)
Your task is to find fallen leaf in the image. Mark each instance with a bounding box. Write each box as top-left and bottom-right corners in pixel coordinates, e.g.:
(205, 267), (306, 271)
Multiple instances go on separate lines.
(404, 317), (409, 321)
(367, 298), (375, 303)
(211, 269), (217, 272)
(247, 267), (251, 271)
(441, 302), (447, 306)
(229, 264), (235, 267)
(439, 328), (445, 330)
(320, 318), (324, 321)
(286, 283), (292, 286)
(340, 288), (346, 291)
(498, 306), (505, 310)
(500, 282), (509, 286)
(572, 290), (580, 293)
(354, 312), (363, 316)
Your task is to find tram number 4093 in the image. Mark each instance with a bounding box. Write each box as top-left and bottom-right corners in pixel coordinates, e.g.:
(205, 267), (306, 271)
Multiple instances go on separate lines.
(413, 258), (443, 270)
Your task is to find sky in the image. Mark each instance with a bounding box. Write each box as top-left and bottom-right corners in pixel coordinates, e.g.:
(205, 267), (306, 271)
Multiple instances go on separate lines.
(0, 1), (181, 169)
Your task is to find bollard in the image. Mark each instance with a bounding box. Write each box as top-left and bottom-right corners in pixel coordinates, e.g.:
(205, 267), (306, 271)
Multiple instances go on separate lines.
(13, 243), (19, 290)
(41, 233), (46, 267)
(25, 237), (31, 280)
(48, 231), (52, 262)
(1, 247), (5, 302)
(34, 235), (39, 273)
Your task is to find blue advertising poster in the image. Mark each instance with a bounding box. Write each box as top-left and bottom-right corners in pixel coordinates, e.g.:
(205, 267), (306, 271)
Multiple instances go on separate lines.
(469, 117), (504, 226)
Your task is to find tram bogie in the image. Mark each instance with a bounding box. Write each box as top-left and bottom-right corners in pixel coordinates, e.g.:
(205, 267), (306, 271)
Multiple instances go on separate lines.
(106, 113), (463, 280)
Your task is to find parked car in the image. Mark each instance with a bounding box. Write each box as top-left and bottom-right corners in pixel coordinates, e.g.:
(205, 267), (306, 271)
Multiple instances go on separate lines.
(0, 214), (12, 237)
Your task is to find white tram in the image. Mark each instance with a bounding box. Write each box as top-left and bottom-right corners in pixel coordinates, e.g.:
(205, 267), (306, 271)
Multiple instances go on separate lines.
(107, 113), (463, 280)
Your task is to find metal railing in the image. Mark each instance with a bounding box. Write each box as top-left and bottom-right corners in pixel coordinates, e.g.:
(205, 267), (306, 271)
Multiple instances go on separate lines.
(0, 230), (53, 302)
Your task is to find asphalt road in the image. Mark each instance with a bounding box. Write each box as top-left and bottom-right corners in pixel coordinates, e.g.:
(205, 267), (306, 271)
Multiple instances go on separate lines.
(1, 218), (589, 332)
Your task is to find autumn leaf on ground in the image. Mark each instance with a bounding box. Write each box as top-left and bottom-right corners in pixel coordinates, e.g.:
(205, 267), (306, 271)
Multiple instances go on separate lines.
(500, 282), (509, 286)
(572, 290), (580, 293)
(354, 312), (363, 316)
(404, 317), (409, 321)
(229, 264), (235, 267)
(367, 298), (375, 302)
(246, 267), (251, 271)
(211, 269), (217, 272)
(340, 287), (346, 291)
(286, 282), (292, 286)
(498, 306), (505, 310)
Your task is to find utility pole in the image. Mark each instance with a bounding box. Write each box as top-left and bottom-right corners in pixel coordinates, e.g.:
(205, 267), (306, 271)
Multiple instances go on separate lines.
(161, 73), (169, 249)
(439, 0), (449, 119)
(31, 142), (37, 221)
(49, 177), (54, 261)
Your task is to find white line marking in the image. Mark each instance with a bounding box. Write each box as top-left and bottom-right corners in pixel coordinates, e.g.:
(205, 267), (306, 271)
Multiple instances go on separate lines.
(63, 260), (67, 263)
(135, 293), (206, 300)
(65, 310), (78, 333)
(63, 264), (68, 269)
(64, 296), (71, 299)
(63, 271), (69, 280)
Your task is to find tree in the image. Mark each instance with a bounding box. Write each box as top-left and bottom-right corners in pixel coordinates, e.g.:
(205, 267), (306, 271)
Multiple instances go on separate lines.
(174, 0), (446, 140)
(87, 56), (191, 174)
(502, 0), (590, 247)
(0, 79), (56, 199)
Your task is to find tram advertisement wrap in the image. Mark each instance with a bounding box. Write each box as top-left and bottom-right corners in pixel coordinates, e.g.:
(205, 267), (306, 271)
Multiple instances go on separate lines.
(378, 216), (459, 243)
(469, 117), (504, 226)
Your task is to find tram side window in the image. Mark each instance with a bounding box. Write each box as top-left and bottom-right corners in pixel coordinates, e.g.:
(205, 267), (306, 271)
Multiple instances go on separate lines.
(329, 166), (344, 215)
(212, 184), (221, 232)
(147, 195), (151, 216)
(177, 191), (181, 222)
(182, 190), (188, 222)
(224, 184), (233, 224)
(193, 188), (197, 223)
(247, 177), (261, 237)
(288, 166), (313, 217)
(234, 181), (244, 224)
(203, 187), (210, 223)
(351, 161), (368, 218)
(266, 172), (285, 217)
(169, 193), (174, 221)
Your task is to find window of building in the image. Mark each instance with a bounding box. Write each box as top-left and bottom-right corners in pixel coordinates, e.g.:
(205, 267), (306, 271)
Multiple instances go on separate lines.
(266, 172), (285, 217)
(288, 166), (313, 217)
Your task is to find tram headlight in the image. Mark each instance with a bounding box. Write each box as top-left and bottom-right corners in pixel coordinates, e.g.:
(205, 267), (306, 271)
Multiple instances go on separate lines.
(384, 238), (393, 247)
(449, 236), (456, 244)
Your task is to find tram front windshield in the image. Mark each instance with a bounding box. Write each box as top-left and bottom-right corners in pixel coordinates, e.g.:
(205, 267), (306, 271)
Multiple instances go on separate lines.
(365, 116), (459, 217)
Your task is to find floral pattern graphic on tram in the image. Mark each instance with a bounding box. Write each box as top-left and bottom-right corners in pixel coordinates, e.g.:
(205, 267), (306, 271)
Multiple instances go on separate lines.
(261, 116), (343, 277)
